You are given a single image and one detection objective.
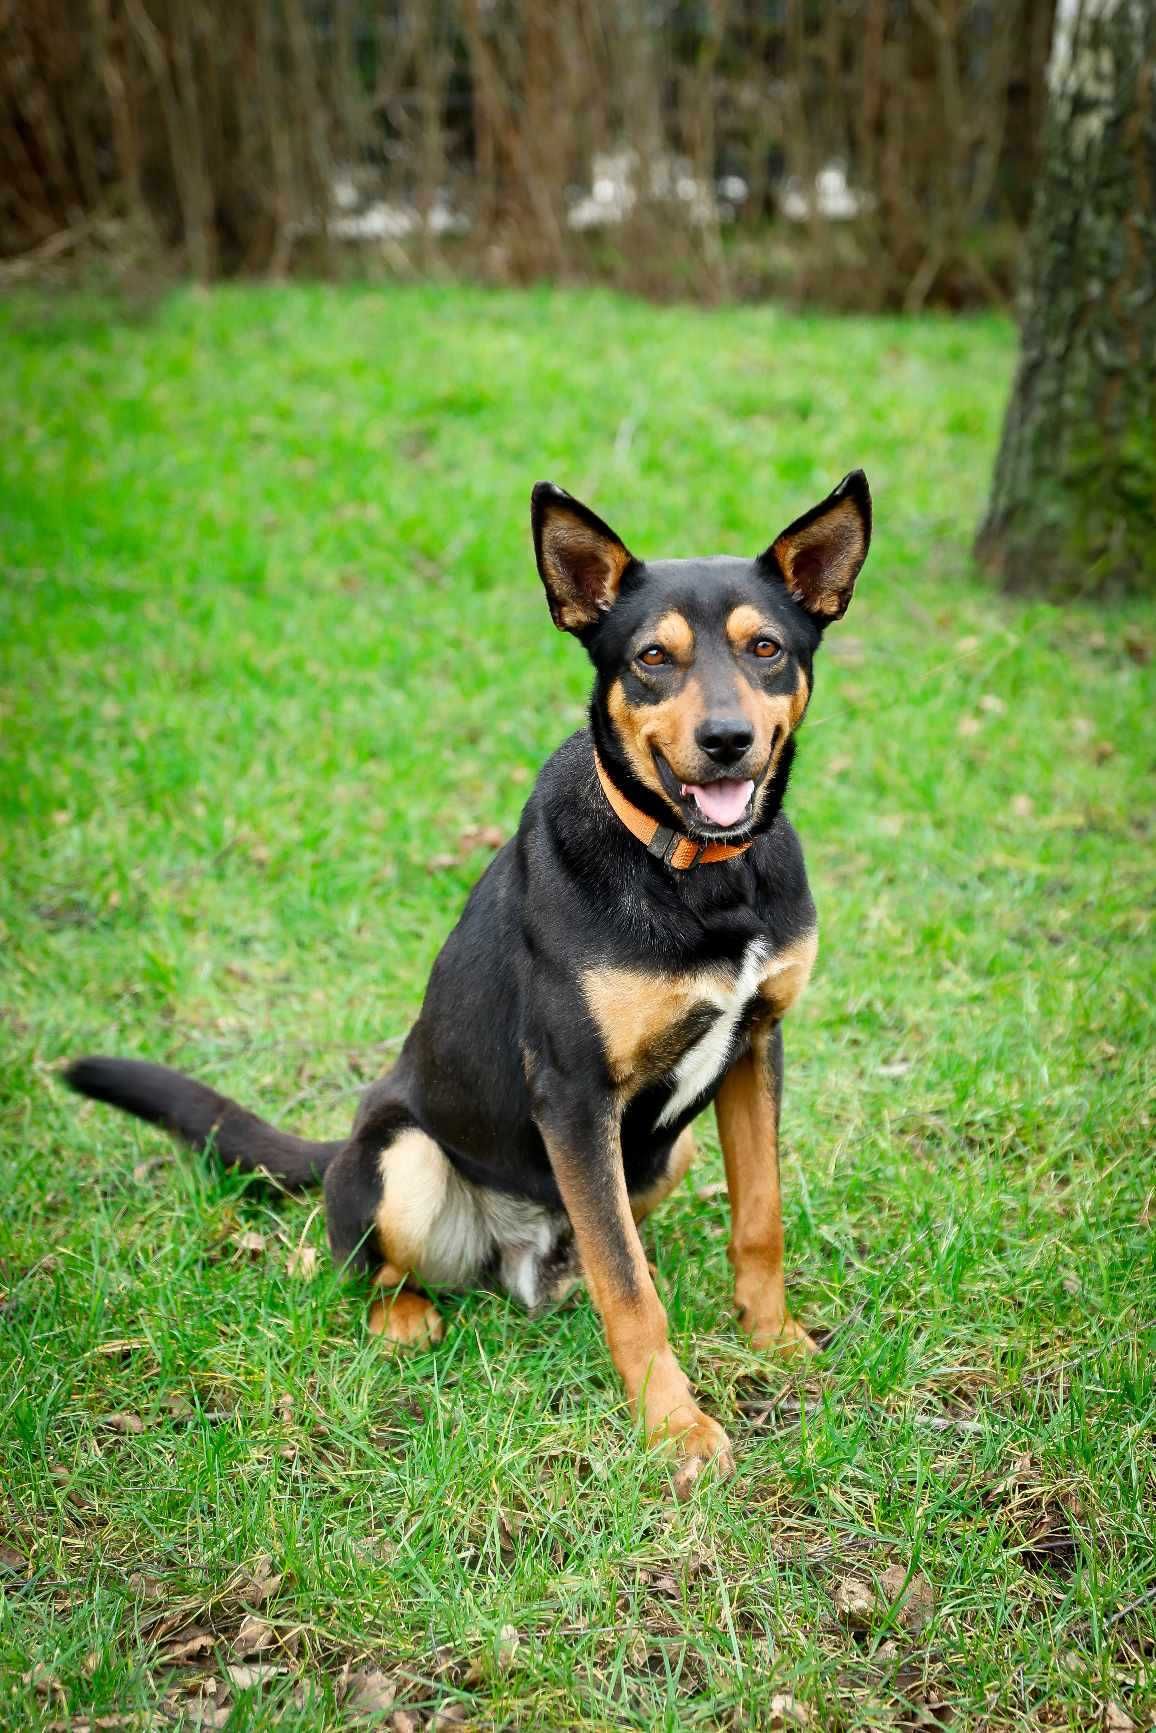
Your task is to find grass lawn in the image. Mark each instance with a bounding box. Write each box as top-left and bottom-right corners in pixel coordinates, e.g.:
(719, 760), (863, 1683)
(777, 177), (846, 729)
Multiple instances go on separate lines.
(1, 283), (1153, 1732)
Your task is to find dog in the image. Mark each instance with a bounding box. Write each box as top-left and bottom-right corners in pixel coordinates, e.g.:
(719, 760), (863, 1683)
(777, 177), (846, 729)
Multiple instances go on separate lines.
(66, 471), (871, 1492)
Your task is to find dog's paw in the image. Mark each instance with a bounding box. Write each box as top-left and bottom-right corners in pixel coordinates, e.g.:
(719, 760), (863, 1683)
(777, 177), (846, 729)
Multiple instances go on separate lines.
(368, 1289), (445, 1349)
(746, 1312), (819, 1356)
(636, 1353), (734, 1495)
(668, 1413), (735, 1500)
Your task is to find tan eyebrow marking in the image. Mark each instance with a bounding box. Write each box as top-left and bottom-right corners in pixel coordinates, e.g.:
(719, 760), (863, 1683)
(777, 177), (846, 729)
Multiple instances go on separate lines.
(726, 604), (772, 651)
(647, 610), (695, 661)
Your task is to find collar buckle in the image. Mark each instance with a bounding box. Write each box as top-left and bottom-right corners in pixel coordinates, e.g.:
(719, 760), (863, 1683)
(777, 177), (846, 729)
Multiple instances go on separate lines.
(647, 825), (681, 867)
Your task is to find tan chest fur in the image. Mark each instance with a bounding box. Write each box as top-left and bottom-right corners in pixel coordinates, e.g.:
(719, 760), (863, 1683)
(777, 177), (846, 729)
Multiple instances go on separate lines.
(758, 926), (818, 1020)
(582, 928), (817, 1099)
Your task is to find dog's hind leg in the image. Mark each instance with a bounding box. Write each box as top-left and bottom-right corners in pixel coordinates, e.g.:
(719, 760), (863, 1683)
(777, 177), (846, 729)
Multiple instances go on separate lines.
(368, 1262), (444, 1347)
(366, 1127), (459, 1347)
(323, 1093), (449, 1349)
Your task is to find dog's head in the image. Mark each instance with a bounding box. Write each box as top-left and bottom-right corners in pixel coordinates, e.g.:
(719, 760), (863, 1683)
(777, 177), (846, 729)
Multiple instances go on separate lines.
(531, 474), (871, 839)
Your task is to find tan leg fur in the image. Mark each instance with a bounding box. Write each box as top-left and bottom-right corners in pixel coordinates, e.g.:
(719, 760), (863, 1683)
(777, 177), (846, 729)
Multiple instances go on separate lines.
(715, 1030), (816, 1356)
(546, 1127), (733, 1497)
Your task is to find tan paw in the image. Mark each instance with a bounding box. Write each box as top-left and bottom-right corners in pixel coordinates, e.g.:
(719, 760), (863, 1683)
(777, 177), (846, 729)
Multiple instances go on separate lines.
(644, 1396), (734, 1498)
(669, 1412), (735, 1500)
(368, 1289), (445, 1348)
(746, 1312), (819, 1356)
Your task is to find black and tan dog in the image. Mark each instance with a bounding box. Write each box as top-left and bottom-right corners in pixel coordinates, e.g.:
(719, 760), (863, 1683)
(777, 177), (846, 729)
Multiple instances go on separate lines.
(66, 472), (871, 1490)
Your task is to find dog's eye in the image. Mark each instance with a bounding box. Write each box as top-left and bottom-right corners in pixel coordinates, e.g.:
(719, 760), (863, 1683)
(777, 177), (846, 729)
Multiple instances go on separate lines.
(753, 637), (782, 659)
(638, 645), (668, 667)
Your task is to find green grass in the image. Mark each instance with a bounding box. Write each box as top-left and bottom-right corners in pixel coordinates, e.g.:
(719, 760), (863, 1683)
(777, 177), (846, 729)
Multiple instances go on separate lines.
(1, 283), (1153, 1732)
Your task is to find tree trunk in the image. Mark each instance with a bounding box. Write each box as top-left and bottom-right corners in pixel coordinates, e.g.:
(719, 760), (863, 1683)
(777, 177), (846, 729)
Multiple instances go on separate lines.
(975, 0), (1156, 596)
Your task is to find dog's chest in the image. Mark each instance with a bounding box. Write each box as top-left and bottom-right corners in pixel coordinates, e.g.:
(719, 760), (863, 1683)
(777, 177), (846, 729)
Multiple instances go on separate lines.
(582, 938), (770, 1115)
(654, 940), (769, 1125)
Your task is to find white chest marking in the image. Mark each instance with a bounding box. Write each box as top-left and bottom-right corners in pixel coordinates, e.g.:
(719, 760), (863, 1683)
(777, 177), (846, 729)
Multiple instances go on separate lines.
(655, 940), (768, 1128)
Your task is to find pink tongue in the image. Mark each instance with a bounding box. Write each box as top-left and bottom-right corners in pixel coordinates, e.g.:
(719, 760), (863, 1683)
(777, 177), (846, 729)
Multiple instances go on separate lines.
(682, 778), (754, 827)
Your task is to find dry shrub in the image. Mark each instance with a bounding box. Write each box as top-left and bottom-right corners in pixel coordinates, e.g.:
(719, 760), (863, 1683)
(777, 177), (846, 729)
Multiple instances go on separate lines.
(0, 0), (1055, 309)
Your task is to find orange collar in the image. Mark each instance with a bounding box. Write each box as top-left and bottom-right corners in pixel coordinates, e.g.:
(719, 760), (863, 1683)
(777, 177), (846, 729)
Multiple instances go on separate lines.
(593, 751), (754, 870)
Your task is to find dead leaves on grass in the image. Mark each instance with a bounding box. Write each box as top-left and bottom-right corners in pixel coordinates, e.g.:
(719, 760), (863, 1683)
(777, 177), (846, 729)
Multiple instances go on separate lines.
(287, 1244), (319, 1280)
(222, 1221), (325, 1281)
(768, 1695), (811, 1728)
(134, 1598), (498, 1731)
(982, 1450), (1081, 1577)
(339, 1628), (525, 1724)
(160, 1628), (215, 1666)
(344, 1668), (397, 1715)
(134, 1590), (305, 1728)
(339, 1649), (482, 1728)
(231, 1615), (280, 1660)
(237, 1554), (285, 1607)
(145, 1552), (293, 1671)
(43, 1719), (163, 1733)
(0, 1538), (27, 1574)
(99, 1412), (144, 1437)
(232, 1228), (267, 1258)
(833, 1563), (936, 1636)
(495, 1624), (522, 1673)
(226, 1661), (288, 1690)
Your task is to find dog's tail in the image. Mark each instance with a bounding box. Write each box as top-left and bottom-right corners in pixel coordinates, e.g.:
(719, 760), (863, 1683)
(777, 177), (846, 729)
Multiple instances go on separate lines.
(63, 1057), (341, 1189)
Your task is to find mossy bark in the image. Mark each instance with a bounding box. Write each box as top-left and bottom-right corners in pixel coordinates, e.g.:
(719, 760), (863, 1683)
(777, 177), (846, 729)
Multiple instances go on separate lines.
(976, 0), (1156, 596)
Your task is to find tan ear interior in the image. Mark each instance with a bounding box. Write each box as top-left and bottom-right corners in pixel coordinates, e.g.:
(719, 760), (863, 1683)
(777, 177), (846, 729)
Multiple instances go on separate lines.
(772, 496), (867, 619)
(541, 514), (632, 630)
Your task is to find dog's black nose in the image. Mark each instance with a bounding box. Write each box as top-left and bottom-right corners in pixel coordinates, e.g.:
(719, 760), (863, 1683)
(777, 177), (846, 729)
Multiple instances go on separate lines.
(696, 718), (754, 767)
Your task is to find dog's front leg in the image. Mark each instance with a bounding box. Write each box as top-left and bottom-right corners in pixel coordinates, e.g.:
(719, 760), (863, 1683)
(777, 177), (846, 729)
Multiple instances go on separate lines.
(715, 1022), (816, 1355)
(539, 1106), (733, 1494)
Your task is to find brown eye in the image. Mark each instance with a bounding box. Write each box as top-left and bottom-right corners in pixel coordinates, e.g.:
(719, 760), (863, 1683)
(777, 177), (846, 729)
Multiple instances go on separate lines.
(638, 645), (668, 667)
(753, 637), (782, 659)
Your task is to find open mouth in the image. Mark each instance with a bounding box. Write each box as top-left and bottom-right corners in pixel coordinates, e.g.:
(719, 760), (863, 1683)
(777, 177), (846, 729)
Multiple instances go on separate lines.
(680, 777), (754, 828)
(655, 752), (758, 832)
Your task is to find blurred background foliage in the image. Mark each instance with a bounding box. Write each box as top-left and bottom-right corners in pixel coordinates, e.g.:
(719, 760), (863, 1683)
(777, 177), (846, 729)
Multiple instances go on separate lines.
(2, 0), (1056, 311)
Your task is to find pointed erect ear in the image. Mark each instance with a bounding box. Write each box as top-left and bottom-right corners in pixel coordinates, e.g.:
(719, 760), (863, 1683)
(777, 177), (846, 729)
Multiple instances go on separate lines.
(531, 482), (635, 632)
(762, 470), (872, 624)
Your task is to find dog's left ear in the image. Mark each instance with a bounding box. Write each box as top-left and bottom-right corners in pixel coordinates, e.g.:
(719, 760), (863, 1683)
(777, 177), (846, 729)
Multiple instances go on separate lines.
(532, 482), (635, 632)
(761, 470), (871, 624)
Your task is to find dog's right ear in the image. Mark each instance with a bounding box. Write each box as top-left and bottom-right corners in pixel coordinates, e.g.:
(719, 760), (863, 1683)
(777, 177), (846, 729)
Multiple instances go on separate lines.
(531, 482), (635, 632)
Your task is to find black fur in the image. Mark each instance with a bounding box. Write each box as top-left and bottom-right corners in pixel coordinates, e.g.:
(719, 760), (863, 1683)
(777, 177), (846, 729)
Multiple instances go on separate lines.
(64, 474), (870, 1295)
(63, 1057), (340, 1188)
